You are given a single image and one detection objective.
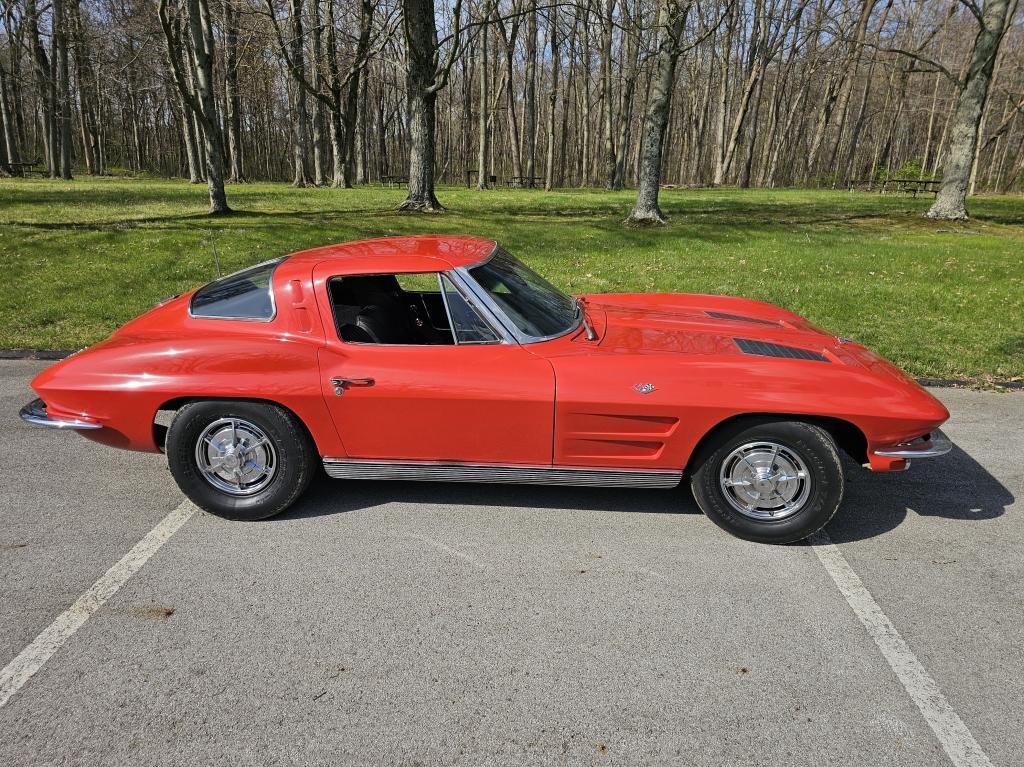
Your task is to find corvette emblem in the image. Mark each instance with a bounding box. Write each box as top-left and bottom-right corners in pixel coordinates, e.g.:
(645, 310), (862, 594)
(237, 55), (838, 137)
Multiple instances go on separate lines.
(634, 383), (656, 394)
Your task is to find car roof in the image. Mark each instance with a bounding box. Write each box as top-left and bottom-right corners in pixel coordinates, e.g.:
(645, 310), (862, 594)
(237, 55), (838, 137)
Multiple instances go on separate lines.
(285, 235), (497, 270)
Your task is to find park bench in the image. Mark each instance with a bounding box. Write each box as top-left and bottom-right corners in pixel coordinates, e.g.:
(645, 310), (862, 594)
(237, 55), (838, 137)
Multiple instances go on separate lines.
(879, 178), (940, 198)
(506, 176), (543, 189)
(380, 175), (408, 188)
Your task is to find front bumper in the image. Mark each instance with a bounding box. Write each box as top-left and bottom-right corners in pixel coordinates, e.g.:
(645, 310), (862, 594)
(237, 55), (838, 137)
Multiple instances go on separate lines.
(868, 429), (952, 470)
(874, 429), (953, 459)
(19, 398), (102, 430)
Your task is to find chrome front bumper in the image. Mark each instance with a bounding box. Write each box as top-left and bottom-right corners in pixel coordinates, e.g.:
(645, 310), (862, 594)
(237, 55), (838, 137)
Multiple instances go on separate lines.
(19, 398), (102, 430)
(874, 429), (952, 459)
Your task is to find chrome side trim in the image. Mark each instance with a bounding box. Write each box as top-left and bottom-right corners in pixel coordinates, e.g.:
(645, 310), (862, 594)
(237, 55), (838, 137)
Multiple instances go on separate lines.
(19, 398), (102, 430)
(322, 459), (682, 488)
(874, 429), (952, 459)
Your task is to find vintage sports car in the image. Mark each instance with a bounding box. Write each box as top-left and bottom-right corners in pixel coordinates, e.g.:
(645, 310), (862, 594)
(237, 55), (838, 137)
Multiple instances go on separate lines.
(21, 236), (951, 543)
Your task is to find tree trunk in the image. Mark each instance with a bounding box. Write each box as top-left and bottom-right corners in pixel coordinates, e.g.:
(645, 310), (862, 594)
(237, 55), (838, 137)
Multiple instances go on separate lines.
(223, 0), (244, 181)
(626, 0), (688, 225)
(52, 0), (73, 178)
(356, 69), (369, 183)
(399, 0), (455, 212)
(402, 88), (442, 211)
(26, 0), (54, 175)
(524, 0), (537, 185)
(543, 2), (558, 191)
(711, 4), (734, 185)
(160, 0), (231, 213)
(600, 0), (616, 189)
(0, 53), (20, 173)
(69, 0), (100, 174)
(288, 0), (311, 186)
(477, 1), (491, 189)
(612, 0), (641, 190)
(927, 0), (1012, 220)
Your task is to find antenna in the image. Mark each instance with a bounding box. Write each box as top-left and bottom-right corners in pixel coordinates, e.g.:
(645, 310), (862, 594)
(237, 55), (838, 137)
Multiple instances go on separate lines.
(209, 238), (222, 278)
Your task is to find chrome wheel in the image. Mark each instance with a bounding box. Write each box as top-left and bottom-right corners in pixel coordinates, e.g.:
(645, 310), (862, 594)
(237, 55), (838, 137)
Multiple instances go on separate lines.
(194, 418), (277, 496)
(718, 440), (811, 520)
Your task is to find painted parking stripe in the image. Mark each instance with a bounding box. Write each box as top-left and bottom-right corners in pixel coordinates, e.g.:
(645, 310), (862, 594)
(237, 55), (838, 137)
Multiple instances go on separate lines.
(0, 500), (195, 709)
(809, 530), (993, 767)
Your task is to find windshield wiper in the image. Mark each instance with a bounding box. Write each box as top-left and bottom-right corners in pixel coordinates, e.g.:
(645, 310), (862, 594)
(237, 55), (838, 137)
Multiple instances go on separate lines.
(576, 297), (598, 341)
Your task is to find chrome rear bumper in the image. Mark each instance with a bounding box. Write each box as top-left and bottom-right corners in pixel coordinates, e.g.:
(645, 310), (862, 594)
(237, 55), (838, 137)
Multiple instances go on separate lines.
(874, 429), (952, 459)
(19, 398), (102, 430)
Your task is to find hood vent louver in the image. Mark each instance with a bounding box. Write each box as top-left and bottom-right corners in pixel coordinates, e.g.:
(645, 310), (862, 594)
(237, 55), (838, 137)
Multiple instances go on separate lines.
(706, 310), (780, 326)
(734, 338), (829, 362)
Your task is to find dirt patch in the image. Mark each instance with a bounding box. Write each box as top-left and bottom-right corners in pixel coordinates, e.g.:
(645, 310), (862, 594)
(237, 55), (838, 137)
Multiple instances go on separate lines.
(134, 605), (176, 620)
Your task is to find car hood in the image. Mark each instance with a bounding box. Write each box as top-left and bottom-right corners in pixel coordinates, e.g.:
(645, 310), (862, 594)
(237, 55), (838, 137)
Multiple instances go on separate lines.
(582, 293), (930, 386)
(584, 293), (839, 356)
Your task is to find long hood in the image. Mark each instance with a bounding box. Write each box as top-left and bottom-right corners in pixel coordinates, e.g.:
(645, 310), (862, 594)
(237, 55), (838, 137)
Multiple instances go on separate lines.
(584, 293), (840, 358)
(580, 292), (939, 401)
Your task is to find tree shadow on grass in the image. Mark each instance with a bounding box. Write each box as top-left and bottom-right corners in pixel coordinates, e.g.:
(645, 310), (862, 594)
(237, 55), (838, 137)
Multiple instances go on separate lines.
(277, 443), (1012, 545)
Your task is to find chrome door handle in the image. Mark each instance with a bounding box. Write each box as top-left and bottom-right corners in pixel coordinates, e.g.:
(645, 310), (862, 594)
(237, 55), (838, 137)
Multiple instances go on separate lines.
(331, 376), (375, 395)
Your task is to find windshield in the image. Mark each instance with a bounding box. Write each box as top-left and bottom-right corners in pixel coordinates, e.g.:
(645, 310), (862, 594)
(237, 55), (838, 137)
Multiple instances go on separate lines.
(467, 248), (577, 339)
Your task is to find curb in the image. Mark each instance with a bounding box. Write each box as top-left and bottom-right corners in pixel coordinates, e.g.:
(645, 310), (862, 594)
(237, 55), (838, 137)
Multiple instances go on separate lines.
(0, 349), (78, 361)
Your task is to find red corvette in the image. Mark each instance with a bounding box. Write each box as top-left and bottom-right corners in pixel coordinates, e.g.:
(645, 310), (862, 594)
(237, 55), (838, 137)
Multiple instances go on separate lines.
(21, 236), (951, 543)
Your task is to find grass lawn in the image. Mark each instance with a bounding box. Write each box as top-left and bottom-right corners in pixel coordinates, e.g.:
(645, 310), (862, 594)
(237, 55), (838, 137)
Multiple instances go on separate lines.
(1, 176), (1022, 382)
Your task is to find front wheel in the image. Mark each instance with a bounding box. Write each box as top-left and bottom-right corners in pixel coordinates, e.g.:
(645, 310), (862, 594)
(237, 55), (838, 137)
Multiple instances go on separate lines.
(689, 420), (844, 544)
(166, 400), (316, 520)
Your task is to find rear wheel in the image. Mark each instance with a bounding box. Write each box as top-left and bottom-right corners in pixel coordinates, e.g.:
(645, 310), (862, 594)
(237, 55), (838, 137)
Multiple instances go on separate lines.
(689, 420), (844, 544)
(166, 401), (316, 520)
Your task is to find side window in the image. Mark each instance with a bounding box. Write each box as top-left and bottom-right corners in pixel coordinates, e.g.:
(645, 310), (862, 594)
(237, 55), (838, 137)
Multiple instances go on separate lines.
(395, 273), (441, 293)
(329, 273), (454, 346)
(190, 258), (283, 320)
(442, 276), (500, 344)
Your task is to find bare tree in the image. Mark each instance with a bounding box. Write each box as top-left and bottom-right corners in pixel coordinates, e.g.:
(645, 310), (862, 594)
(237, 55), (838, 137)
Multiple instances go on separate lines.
(2, 0), (1024, 206)
(223, 0), (245, 182)
(626, 0), (691, 224)
(928, 0), (1016, 220)
(399, 0), (463, 211)
(159, 0), (231, 214)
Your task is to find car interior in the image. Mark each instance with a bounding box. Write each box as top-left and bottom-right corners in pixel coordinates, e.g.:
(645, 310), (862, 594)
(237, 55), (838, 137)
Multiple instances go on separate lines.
(328, 274), (457, 345)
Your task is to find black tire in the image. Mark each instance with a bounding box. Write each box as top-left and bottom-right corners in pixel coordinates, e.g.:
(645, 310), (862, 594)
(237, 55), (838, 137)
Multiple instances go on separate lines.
(166, 400), (316, 520)
(689, 419), (844, 544)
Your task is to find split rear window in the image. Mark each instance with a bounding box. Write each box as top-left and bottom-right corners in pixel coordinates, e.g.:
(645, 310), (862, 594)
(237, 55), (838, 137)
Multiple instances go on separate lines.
(189, 258), (284, 320)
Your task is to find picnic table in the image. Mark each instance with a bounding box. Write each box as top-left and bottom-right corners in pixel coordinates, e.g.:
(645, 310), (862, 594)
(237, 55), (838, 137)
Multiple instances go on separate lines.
(506, 175), (543, 189)
(7, 160), (43, 177)
(879, 178), (941, 197)
(380, 175), (408, 188)
(463, 169), (497, 187)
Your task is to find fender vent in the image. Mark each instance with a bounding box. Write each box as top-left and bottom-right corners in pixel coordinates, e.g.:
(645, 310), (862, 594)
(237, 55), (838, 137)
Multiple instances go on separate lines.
(706, 311), (779, 326)
(734, 338), (829, 362)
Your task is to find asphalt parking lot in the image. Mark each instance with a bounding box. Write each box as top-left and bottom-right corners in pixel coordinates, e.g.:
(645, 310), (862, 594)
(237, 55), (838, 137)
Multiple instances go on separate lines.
(0, 358), (1021, 766)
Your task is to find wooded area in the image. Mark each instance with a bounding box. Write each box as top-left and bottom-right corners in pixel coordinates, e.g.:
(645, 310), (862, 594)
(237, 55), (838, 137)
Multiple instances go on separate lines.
(0, 0), (1020, 220)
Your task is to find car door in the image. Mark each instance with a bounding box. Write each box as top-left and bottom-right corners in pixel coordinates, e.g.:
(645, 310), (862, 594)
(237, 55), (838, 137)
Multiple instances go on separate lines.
(314, 265), (555, 465)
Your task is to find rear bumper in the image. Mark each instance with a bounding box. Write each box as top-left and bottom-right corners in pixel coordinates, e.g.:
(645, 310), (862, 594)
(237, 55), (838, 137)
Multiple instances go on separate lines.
(19, 398), (102, 430)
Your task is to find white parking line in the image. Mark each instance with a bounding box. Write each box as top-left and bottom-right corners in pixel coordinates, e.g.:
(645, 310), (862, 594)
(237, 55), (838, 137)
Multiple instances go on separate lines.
(0, 500), (195, 709)
(809, 530), (993, 767)
(407, 532), (485, 570)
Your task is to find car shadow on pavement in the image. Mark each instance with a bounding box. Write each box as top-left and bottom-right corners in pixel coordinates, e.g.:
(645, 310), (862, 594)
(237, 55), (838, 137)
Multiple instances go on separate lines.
(280, 473), (691, 521)
(278, 444), (1013, 544)
(826, 444), (1013, 543)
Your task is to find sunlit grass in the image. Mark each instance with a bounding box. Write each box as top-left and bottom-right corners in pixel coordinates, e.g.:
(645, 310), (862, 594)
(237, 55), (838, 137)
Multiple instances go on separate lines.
(1, 176), (1022, 380)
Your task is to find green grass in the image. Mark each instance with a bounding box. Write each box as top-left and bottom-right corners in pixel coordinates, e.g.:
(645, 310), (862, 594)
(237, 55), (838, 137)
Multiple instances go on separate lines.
(2, 177), (1022, 381)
